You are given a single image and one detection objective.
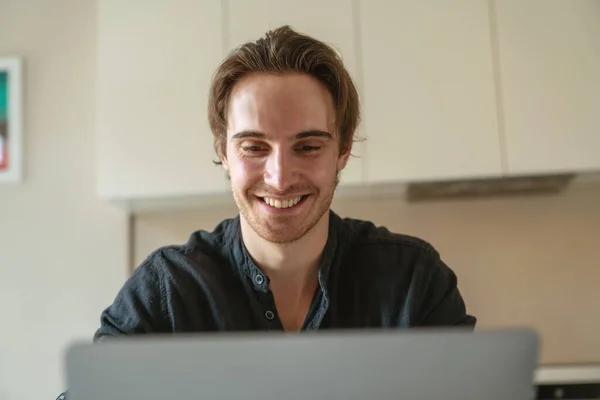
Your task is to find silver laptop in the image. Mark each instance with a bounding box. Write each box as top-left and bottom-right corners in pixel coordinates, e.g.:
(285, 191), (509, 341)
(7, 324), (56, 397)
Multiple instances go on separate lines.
(64, 328), (539, 400)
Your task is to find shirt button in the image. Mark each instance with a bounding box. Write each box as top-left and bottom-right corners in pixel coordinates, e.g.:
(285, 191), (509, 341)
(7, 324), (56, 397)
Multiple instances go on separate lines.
(265, 310), (275, 320)
(255, 274), (264, 285)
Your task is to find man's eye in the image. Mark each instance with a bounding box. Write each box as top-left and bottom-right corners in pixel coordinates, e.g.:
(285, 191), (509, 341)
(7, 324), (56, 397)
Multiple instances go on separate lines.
(298, 146), (321, 152)
(242, 146), (263, 152)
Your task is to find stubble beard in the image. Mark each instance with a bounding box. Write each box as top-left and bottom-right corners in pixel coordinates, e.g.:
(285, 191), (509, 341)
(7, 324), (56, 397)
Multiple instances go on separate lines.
(233, 173), (339, 244)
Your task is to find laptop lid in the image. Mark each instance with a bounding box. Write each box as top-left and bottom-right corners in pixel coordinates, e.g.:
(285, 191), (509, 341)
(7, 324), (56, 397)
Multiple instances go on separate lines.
(64, 328), (539, 400)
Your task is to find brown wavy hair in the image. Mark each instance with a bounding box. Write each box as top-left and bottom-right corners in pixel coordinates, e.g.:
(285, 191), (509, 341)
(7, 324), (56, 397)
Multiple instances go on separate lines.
(208, 25), (360, 165)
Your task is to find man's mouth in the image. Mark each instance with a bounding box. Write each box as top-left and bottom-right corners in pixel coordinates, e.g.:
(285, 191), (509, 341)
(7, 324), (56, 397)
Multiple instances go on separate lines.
(259, 195), (308, 209)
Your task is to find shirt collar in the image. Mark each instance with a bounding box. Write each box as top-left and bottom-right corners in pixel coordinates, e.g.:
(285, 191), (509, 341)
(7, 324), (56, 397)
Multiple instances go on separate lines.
(228, 210), (343, 293)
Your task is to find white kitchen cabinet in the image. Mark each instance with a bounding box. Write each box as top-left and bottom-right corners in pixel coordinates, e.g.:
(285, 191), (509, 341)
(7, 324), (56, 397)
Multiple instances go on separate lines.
(359, 0), (503, 184)
(97, 0), (228, 203)
(494, 0), (600, 175)
(226, 0), (365, 187)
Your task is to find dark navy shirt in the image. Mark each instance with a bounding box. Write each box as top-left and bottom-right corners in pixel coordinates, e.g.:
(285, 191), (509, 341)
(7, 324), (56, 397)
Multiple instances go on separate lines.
(94, 210), (476, 339)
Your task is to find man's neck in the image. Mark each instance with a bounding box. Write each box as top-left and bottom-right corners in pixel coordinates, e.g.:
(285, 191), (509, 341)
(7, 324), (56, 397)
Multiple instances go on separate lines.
(240, 212), (330, 293)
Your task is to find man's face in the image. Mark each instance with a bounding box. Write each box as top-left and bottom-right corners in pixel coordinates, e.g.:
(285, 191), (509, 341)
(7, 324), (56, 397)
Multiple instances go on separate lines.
(222, 73), (349, 243)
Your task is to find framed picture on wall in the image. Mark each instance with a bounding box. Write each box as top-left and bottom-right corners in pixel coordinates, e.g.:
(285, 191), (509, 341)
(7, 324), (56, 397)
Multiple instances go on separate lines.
(0, 57), (23, 184)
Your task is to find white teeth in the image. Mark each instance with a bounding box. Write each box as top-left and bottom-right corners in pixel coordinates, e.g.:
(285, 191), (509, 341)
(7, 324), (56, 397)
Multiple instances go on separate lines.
(263, 196), (303, 209)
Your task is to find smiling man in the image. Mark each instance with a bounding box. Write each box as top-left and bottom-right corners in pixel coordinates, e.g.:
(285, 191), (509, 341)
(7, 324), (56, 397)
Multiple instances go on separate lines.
(94, 25), (476, 339)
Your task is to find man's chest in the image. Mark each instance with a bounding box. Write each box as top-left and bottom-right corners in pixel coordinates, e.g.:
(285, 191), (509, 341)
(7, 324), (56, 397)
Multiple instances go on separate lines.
(173, 280), (416, 332)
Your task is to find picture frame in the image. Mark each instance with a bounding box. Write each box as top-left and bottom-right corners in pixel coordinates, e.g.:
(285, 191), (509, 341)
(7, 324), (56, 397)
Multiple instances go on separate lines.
(0, 57), (23, 183)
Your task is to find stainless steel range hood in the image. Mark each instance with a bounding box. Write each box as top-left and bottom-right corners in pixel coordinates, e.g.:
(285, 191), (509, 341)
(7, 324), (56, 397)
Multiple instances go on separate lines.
(406, 173), (577, 202)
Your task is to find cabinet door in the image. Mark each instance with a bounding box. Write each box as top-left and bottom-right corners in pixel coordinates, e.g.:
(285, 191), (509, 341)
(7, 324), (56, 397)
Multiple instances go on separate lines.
(360, 0), (503, 184)
(495, 0), (600, 175)
(226, 0), (365, 187)
(97, 0), (228, 201)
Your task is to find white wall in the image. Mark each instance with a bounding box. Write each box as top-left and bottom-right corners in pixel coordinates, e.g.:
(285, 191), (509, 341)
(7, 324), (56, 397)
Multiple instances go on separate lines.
(0, 1), (128, 399)
(135, 184), (600, 366)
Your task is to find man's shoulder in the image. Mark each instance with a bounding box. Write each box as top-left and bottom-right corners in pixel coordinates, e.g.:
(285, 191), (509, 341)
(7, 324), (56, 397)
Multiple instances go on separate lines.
(334, 214), (448, 279)
(93, 216), (244, 342)
(334, 214), (476, 327)
(138, 216), (240, 277)
(337, 215), (440, 258)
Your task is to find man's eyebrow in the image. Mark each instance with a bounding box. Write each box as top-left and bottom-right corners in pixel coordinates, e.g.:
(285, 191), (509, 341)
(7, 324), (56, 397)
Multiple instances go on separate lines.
(231, 130), (265, 140)
(231, 130), (333, 140)
(295, 130), (333, 140)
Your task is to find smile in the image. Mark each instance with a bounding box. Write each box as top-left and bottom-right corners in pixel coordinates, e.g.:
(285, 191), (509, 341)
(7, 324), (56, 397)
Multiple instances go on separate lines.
(260, 195), (308, 209)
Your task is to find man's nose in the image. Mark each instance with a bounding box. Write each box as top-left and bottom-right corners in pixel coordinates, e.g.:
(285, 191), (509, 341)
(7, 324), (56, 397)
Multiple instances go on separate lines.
(264, 148), (298, 191)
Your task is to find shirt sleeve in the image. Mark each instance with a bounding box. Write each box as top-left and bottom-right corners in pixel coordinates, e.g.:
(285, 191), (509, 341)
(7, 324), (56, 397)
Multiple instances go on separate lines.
(417, 257), (477, 328)
(93, 258), (170, 341)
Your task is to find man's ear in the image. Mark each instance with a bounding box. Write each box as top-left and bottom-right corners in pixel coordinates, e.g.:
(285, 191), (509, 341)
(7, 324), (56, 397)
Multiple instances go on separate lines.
(221, 154), (229, 171)
(217, 140), (229, 171)
(336, 144), (352, 171)
(221, 157), (231, 181)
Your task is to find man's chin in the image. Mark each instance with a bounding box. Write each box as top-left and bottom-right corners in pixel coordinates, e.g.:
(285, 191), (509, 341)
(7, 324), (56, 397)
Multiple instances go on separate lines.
(258, 232), (301, 244)
(251, 221), (306, 244)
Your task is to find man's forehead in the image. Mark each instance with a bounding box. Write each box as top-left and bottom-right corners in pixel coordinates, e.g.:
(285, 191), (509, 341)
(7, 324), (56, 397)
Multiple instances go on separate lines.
(226, 74), (336, 138)
(229, 74), (332, 108)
